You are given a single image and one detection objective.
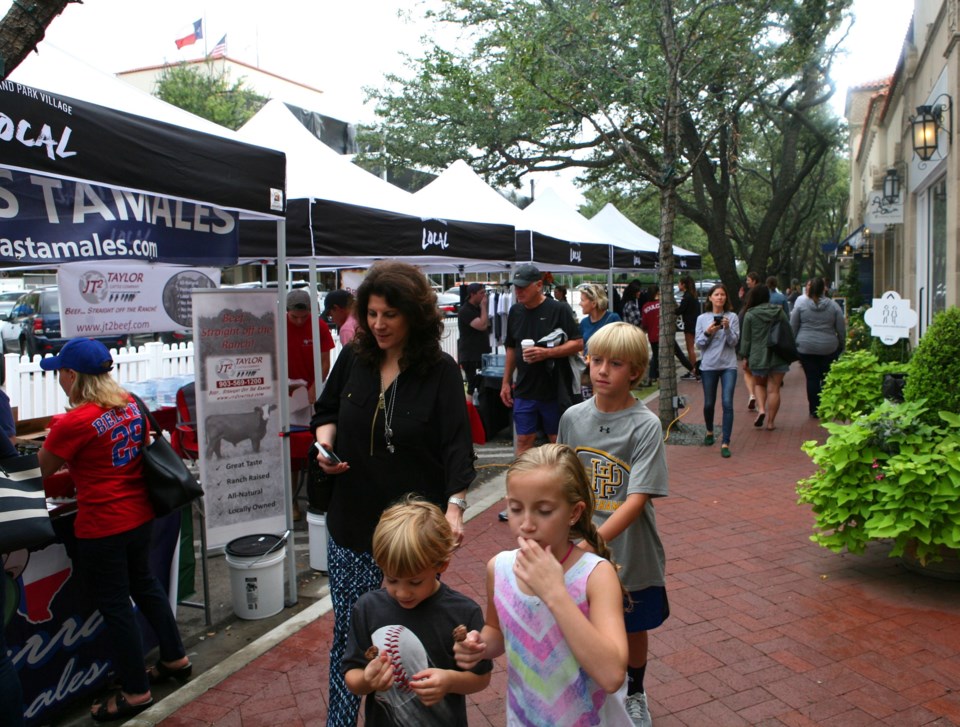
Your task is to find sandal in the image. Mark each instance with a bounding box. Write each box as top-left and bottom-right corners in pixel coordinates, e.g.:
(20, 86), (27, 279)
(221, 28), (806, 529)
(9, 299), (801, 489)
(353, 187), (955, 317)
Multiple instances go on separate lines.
(754, 412), (766, 428)
(148, 658), (193, 685)
(91, 690), (153, 723)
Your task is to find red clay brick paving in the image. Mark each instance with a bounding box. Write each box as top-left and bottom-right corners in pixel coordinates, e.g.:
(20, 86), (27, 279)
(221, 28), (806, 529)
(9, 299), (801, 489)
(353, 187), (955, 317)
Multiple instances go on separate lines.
(159, 363), (960, 726)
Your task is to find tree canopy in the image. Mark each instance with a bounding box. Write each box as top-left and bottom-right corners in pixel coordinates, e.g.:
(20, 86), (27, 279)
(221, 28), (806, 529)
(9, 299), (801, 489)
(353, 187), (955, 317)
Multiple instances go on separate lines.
(365, 0), (852, 423)
(155, 63), (267, 130)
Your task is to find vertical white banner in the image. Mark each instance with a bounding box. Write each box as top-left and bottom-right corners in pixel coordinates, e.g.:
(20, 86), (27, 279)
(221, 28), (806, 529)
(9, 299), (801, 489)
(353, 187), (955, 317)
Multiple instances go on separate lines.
(192, 289), (286, 549)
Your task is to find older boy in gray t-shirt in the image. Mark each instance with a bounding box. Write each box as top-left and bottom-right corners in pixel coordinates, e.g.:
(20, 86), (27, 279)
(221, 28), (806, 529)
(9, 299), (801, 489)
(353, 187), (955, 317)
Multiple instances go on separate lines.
(557, 321), (668, 725)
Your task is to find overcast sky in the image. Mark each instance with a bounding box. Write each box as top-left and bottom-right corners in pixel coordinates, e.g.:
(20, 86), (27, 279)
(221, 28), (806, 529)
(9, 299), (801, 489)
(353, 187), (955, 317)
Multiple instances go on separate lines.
(6, 0), (914, 201)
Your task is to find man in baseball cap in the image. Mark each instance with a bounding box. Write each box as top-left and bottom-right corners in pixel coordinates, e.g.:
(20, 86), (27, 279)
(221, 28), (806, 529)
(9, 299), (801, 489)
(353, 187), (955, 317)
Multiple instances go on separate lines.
(457, 284), (490, 398)
(501, 262), (582, 451)
(286, 288), (335, 520)
(510, 263), (543, 288)
(322, 289), (359, 346)
(39, 338), (114, 374)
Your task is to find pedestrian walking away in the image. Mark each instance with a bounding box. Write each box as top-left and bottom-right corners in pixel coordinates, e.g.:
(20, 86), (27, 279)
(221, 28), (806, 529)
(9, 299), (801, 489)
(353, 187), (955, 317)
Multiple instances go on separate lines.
(791, 277), (845, 417)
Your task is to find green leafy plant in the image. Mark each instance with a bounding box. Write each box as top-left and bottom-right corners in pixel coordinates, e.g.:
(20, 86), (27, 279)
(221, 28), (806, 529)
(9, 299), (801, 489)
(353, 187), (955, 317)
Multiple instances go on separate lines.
(903, 307), (960, 424)
(797, 400), (960, 565)
(817, 349), (903, 421)
(845, 309), (872, 352)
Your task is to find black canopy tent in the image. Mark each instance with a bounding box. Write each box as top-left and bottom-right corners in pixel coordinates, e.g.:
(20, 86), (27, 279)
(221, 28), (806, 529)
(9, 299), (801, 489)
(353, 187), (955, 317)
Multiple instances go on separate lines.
(0, 83), (285, 218)
(0, 78), (290, 669)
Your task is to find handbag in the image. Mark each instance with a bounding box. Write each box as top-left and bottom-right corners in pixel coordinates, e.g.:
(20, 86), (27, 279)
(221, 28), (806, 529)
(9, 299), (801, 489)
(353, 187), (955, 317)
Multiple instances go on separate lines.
(131, 394), (204, 517)
(767, 316), (799, 363)
(0, 452), (56, 552)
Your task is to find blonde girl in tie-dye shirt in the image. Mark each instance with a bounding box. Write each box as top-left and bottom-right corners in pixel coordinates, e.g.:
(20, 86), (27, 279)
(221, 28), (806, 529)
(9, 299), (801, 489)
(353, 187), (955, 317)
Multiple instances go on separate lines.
(455, 444), (631, 726)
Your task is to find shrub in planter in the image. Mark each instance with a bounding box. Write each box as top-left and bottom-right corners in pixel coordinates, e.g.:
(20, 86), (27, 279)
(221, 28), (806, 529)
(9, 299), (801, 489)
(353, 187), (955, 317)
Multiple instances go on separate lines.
(817, 349), (903, 422)
(903, 307), (960, 425)
(797, 400), (960, 565)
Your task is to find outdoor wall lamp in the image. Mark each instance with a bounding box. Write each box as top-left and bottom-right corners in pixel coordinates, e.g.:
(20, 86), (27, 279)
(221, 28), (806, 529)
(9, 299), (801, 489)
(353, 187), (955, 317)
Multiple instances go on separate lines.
(910, 94), (952, 161)
(882, 167), (901, 203)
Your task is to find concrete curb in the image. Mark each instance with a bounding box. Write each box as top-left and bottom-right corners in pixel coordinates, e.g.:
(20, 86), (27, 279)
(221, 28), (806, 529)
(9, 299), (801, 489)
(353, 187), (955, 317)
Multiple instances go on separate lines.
(126, 471), (508, 725)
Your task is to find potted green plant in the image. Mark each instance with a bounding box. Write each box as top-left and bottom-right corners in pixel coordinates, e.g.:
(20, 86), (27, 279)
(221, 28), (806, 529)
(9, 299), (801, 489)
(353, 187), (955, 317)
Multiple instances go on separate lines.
(797, 399), (960, 568)
(816, 349), (903, 422)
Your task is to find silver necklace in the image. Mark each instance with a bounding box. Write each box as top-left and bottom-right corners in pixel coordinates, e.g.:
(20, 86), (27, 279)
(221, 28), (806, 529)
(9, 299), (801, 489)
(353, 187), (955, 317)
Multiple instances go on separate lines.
(379, 371), (398, 454)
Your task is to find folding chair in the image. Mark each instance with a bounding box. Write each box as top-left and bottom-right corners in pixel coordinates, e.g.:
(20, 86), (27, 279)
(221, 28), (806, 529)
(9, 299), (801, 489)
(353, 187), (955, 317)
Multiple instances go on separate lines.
(171, 382), (199, 463)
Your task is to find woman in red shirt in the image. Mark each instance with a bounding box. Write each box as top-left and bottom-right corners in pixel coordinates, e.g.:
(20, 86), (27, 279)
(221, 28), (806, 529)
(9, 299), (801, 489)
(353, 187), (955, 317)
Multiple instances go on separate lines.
(38, 338), (190, 722)
(640, 286), (661, 383)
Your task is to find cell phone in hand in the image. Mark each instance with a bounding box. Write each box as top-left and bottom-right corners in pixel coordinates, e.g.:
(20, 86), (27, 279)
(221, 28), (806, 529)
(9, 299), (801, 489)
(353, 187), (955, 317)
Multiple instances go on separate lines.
(313, 442), (342, 465)
(714, 315), (724, 325)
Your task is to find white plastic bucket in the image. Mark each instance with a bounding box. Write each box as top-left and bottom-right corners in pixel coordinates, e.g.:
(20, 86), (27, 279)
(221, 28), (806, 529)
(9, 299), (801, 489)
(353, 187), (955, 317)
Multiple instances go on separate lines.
(306, 508), (328, 573)
(224, 534), (286, 620)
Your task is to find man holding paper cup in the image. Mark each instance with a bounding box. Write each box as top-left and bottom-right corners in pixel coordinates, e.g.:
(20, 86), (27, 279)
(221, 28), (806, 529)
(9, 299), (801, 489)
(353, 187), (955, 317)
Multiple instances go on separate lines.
(500, 264), (583, 455)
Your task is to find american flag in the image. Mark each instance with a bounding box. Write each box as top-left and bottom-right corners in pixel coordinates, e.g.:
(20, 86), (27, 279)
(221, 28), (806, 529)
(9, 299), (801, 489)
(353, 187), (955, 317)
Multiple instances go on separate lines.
(209, 34), (227, 58)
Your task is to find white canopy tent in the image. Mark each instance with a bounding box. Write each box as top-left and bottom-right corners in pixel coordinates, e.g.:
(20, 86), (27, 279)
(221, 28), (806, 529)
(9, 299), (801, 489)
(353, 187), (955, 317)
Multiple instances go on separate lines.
(588, 203), (702, 270)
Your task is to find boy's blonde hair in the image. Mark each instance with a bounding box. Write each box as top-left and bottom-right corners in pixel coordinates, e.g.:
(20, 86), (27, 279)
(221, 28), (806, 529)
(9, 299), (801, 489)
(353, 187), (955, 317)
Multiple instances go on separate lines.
(578, 284), (609, 312)
(586, 321), (650, 387)
(372, 495), (456, 577)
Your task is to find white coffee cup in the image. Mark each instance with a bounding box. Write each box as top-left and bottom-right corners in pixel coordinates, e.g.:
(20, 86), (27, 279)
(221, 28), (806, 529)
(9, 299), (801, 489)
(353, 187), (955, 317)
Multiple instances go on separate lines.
(521, 339), (535, 362)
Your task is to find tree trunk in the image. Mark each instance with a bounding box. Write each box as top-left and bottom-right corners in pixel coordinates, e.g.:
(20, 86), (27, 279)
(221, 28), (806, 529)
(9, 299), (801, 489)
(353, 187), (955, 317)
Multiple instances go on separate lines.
(0, 0), (75, 80)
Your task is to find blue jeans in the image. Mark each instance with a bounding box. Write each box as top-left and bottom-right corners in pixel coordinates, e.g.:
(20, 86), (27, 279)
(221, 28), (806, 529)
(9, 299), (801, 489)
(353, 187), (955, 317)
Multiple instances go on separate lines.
(701, 368), (737, 444)
(76, 520), (185, 695)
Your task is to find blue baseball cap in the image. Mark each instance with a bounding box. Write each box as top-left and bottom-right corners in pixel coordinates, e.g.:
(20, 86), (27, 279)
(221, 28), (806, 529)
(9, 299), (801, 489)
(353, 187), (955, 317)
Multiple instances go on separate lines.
(39, 338), (114, 375)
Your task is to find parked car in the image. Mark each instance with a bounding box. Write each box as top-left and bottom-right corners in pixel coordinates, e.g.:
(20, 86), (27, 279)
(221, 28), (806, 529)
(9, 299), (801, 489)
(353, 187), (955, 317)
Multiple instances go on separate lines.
(436, 292), (462, 316)
(0, 290), (23, 319)
(0, 287), (127, 358)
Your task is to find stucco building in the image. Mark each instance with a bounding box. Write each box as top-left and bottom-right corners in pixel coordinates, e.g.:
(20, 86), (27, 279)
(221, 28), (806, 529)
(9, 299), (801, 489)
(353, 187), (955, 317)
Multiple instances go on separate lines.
(846, 0), (958, 341)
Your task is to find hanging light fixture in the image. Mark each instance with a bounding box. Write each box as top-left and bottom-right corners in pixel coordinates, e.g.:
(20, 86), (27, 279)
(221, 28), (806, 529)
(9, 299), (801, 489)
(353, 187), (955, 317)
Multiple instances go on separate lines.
(882, 168), (901, 203)
(910, 95), (952, 161)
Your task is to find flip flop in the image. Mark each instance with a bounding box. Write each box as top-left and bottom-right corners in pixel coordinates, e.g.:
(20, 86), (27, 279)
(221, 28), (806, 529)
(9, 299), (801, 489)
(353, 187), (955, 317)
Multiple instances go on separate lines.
(91, 691), (153, 723)
(754, 413), (766, 427)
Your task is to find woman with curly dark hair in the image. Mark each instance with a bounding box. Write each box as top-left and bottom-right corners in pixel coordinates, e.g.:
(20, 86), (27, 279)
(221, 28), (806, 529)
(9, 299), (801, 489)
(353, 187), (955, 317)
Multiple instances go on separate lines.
(310, 260), (476, 726)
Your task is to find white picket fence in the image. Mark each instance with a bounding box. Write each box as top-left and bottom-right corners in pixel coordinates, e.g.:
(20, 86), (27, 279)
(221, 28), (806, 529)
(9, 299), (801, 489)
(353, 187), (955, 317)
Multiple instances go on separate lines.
(4, 319), (462, 421)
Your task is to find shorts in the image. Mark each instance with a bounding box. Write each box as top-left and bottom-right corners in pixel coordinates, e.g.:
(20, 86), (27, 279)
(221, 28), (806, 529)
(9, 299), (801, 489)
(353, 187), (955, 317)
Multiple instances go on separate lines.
(623, 586), (669, 632)
(513, 397), (561, 436)
(751, 365), (790, 377)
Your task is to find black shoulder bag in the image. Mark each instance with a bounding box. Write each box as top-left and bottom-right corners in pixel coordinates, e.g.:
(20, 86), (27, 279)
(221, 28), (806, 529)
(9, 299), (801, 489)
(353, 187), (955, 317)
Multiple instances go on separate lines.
(131, 394), (204, 517)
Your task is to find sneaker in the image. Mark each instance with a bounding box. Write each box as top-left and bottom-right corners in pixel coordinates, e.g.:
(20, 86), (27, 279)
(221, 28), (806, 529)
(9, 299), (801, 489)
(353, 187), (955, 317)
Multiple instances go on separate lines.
(679, 372), (698, 381)
(625, 691), (652, 727)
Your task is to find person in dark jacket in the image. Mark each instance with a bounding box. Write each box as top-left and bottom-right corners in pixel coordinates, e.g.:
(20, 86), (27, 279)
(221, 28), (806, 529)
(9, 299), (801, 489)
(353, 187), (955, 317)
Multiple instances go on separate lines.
(677, 276), (700, 380)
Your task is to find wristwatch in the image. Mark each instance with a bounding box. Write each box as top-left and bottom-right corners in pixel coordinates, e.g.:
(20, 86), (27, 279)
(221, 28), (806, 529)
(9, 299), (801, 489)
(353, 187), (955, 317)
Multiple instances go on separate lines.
(447, 496), (468, 510)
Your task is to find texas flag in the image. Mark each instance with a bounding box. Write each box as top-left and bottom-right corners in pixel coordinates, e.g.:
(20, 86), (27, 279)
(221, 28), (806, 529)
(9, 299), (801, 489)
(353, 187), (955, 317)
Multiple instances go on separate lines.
(175, 19), (203, 49)
(18, 543), (72, 624)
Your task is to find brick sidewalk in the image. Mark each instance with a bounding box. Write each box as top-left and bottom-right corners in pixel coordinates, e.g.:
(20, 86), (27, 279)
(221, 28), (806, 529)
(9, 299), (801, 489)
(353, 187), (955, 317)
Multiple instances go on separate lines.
(158, 364), (960, 726)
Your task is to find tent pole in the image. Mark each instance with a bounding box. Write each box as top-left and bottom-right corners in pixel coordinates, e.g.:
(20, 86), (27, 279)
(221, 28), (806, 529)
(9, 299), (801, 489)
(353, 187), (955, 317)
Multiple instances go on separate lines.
(276, 218), (298, 607)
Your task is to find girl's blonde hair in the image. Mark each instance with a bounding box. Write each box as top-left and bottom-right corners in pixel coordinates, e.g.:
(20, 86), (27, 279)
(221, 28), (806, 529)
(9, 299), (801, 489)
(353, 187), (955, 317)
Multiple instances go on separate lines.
(372, 495), (456, 577)
(586, 322), (650, 388)
(507, 443), (614, 564)
(579, 284), (609, 313)
(69, 371), (132, 410)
